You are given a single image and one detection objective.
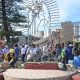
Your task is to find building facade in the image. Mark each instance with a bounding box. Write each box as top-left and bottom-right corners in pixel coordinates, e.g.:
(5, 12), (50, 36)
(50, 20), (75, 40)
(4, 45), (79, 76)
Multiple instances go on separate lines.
(61, 21), (74, 43)
(73, 21), (80, 42)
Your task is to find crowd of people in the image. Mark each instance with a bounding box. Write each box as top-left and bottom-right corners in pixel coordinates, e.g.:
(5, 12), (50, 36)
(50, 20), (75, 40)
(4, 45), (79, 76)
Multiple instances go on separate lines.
(0, 41), (80, 69)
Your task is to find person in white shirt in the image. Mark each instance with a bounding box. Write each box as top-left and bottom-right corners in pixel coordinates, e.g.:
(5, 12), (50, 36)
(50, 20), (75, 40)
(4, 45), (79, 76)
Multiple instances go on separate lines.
(21, 45), (26, 63)
(35, 44), (43, 62)
(42, 43), (49, 61)
(24, 44), (28, 60)
(27, 44), (37, 61)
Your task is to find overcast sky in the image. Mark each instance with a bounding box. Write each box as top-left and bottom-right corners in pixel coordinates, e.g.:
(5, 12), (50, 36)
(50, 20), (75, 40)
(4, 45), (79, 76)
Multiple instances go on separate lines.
(58, 0), (80, 22)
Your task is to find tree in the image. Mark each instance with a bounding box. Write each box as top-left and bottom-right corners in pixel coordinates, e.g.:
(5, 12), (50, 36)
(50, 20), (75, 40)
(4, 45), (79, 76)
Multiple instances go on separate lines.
(1, 0), (9, 42)
(5, 0), (26, 23)
(0, 31), (22, 37)
(0, 0), (27, 43)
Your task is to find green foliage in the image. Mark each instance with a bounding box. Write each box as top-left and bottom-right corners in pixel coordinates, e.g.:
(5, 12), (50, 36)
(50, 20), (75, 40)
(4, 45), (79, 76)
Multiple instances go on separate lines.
(5, 0), (27, 23)
(0, 0), (27, 42)
(11, 37), (19, 43)
(0, 0), (27, 24)
(0, 31), (22, 37)
(8, 13), (27, 23)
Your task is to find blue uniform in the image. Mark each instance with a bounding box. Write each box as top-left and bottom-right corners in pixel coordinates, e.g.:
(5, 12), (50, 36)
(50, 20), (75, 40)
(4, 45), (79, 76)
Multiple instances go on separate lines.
(74, 56), (80, 68)
(14, 47), (20, 61)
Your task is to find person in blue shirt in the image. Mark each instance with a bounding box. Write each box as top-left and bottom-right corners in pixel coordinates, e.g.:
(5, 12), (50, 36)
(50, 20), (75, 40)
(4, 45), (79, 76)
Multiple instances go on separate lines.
(56, 44), (61, 58)
(65, 43), (73, 64)
(73, 48), (80, 68)
(14, 44), (20, 61)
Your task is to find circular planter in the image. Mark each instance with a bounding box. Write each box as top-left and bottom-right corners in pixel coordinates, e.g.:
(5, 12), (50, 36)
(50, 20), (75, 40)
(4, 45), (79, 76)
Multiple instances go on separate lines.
(3, 69), (76, 80)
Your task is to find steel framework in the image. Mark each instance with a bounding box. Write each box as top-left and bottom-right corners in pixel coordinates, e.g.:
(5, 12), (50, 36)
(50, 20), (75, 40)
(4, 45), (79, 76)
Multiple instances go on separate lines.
(12, 0), (60, 37)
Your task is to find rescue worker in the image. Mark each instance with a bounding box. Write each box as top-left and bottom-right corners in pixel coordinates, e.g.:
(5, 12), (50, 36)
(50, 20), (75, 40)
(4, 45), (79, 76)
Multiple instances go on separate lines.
(8, 48), (16, 68)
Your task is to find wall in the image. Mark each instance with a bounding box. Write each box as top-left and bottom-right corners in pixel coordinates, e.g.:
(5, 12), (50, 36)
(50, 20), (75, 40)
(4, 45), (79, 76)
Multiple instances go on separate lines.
(61, 21), (74, 43)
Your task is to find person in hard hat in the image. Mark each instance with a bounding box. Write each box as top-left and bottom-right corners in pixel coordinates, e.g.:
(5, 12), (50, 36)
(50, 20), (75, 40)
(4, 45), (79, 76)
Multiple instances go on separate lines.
(3, 53), (10, 62)
(3, 45), (10, 62)
(8, 48), (16, 68)
(1, 47), (16, 69)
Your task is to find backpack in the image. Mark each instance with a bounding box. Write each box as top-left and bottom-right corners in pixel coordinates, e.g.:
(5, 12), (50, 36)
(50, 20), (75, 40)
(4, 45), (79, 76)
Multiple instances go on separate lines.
(58, 62), (67, 71)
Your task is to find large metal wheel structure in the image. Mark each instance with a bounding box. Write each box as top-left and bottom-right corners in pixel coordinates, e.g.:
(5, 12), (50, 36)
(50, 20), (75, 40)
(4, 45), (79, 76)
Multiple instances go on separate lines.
(24, 0), (60, 37)
(14, 0), (60, 37)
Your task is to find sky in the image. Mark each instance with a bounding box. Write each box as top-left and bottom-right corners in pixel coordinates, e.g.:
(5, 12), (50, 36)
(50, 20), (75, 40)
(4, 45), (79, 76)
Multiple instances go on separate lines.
(19, 0), (80, 22)
(58, 0), (80, 22)
(15, 0), (80, 35)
